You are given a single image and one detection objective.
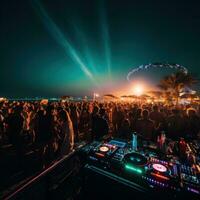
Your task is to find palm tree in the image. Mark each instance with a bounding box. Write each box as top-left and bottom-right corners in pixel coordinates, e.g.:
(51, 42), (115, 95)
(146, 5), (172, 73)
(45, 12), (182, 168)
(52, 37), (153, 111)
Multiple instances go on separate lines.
(158, 72), (198, 105)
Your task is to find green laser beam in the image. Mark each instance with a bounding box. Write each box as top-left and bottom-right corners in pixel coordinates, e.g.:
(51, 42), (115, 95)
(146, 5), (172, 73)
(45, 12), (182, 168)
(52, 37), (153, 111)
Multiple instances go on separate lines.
(98, 1), (112, 78)
(72, 24), (99, 76)
(32, 0), (96, 84)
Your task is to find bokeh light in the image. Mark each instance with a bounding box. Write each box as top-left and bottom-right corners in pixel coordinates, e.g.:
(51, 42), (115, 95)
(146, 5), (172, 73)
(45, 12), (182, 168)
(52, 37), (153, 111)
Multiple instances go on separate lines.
(133, 84), (144, 96)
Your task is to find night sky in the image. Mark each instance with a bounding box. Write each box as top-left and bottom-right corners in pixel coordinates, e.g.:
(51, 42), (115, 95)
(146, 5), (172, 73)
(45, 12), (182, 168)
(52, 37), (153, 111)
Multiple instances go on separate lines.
(1, 0), (200, 98)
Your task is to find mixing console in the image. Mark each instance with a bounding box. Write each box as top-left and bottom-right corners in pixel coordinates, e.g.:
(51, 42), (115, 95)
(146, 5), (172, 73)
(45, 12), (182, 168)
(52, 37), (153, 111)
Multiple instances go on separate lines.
(81, 138), (200, 198)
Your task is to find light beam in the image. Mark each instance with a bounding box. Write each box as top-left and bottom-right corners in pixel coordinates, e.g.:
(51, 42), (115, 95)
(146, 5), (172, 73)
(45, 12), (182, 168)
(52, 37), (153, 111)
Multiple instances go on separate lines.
(32, 0), (95, 83)
(133, 84), (144, 96)
(99, 1), (112, 78)
(72, 24), (98, 75)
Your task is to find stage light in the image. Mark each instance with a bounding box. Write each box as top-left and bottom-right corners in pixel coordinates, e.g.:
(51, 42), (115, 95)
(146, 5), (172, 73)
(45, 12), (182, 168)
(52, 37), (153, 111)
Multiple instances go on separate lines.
(98, 1), (111, 77)
(32, 0), (95, 84)
(93, 93), (100, 101)
(0, 97), (6, 102)
(133, 84), (144, 96)
(147, 99), (152, 103)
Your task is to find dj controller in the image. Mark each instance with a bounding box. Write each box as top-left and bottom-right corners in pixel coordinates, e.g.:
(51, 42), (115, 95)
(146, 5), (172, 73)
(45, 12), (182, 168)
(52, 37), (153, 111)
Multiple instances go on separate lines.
(81, 139), (200, 199)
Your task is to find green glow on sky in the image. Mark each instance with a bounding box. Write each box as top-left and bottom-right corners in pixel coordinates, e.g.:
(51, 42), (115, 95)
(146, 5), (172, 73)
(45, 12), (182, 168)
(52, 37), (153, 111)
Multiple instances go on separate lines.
(33, 0), (96, 84)
(99, 1), (112, 79)
(1, 0), (200, 97)
(72, 24), (99, 77)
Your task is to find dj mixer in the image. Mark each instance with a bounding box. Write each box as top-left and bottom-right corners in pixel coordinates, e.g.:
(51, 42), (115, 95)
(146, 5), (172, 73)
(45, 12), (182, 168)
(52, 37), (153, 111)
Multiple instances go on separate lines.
(81, 139), (200, 199)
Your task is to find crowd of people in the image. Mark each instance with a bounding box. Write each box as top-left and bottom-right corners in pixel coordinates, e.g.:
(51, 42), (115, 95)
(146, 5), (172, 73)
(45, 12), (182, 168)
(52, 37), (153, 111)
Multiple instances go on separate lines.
(1, 100), (200, 148)
(0, 100), (200, 189)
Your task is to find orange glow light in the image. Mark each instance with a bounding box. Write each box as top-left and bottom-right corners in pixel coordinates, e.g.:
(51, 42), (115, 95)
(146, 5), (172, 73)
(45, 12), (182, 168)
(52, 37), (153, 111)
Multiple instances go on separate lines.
(151, 172), (169, 180)
(133, 84), (144, 96)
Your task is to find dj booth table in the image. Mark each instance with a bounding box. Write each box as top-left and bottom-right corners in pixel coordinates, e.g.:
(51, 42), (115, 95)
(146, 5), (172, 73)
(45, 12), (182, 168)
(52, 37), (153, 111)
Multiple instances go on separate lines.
(82, 164), (151, 200)
(3, 138), (199, 200)
(80, 138), (200, 200)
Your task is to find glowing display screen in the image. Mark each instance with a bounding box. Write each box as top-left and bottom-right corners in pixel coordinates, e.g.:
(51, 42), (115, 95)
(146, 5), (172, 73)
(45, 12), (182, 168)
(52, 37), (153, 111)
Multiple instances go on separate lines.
(109, 140), (126, 148)
(152, 164), (167, 172)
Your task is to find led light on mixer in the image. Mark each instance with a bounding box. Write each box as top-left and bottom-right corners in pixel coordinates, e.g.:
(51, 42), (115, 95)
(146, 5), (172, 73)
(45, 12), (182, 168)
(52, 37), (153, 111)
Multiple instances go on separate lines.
(125, 164), (143, 174)
(99, 146), (109, 152)
(152, 163), (167, 172)
(151, 172), (170, 180)
(187, 187), (200, 194)
(95, 153), (105, 157)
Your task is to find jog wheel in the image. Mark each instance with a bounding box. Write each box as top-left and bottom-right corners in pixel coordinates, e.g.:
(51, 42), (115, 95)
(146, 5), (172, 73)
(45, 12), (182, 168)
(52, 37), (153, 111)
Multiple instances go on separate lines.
(124, 152), (148, 166)
(99, 146), (110, 153)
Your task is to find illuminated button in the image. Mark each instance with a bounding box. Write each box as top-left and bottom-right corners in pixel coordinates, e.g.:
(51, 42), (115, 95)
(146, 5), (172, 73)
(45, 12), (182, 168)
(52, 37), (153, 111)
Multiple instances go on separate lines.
(99, 146), (109, 152)
(152, 163), (167, 172)
(125, 165), (143, 174)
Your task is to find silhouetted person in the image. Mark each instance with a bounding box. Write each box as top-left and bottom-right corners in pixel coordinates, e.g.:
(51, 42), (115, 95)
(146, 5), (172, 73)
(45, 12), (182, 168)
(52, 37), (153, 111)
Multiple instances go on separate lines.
(132, 108), (142, 131)
(115, 106), (124, 133)
(185, 108), (200, 139)
(34, 109), (46, 145)
(149, 105), (164, 129)
(79, 107), (90, 133)
(167, 109), (184, 140)
(70, 104), (79, 142)
(135, 109), (154, 140)
(112, 105), (118, 133)
(34, 105), (55, 166)
(0, 110), (4, 142)
(118, 119), (132, 139)
(58, 109), (74, 155)
(94, 108), (109, 140)
(91, 105), (100, 140)
(5, 106), (24, 165)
